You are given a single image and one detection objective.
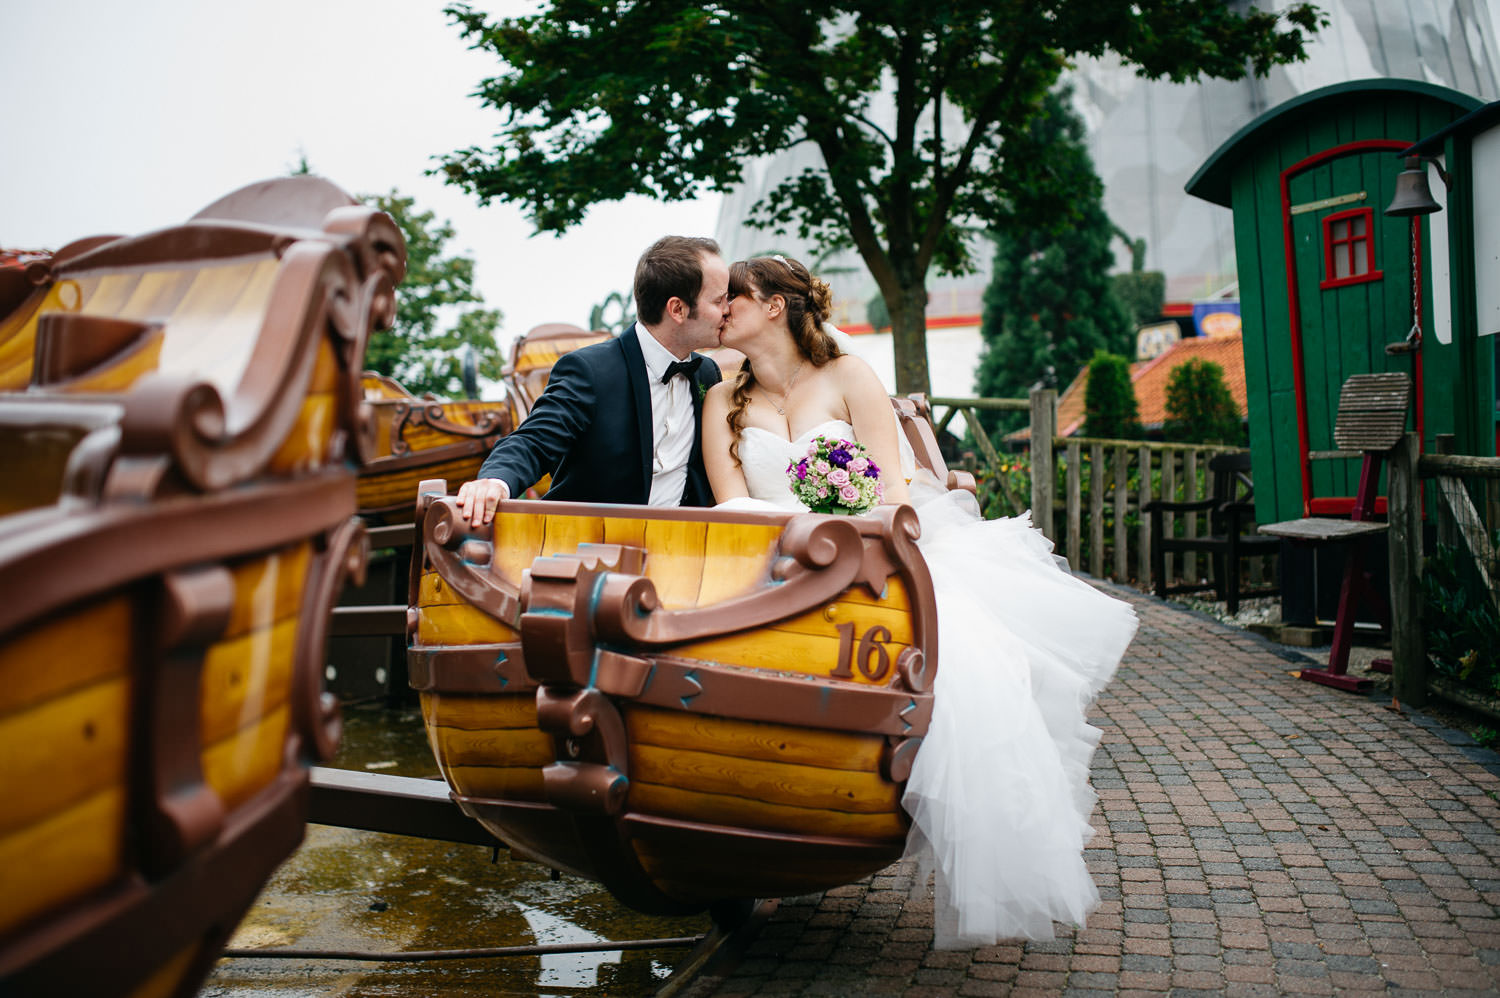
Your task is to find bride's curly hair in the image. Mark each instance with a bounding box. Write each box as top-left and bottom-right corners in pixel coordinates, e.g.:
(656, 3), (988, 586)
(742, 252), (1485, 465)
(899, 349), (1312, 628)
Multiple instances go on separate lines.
(726, 256), (842, 464)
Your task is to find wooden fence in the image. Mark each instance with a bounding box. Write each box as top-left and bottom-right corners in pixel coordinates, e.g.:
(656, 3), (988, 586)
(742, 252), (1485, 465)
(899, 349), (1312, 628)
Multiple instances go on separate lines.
(1388, 434), (1500, 712)
(928, 389), (1266, 591)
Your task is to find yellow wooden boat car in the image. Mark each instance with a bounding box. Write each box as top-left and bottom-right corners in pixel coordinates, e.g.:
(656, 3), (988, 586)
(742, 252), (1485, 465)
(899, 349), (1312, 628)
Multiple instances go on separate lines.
(356, 372), (517, 523)
(0, 176), (403, 997)
(502, 322), (613, 418)
(409, 401), (971, 914)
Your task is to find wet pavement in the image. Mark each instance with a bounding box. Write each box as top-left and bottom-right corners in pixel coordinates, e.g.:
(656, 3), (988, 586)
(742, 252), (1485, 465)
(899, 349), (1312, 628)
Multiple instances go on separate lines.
(203, 706), (710, 997)
(680, 584), (1500, 997)
(208, 583), (1500, 996)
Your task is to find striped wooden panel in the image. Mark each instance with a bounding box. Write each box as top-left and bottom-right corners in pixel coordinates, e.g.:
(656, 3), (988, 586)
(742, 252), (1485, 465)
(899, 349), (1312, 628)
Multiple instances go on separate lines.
(357, 453), (489, 510)
(198, 616), (296, 746)
(201, 704), (289, 810)
(489, 510), (550, 589)
(626, 781), (905, 839)
(149, 259), (278, 393)
(198, 543), (309, 805)
(0, 596), (131, 722)
(440, 763), (546, 802)
(629, 743), (893, 814)
(0, 787), (126, 938)
(266, 391), (338, 474)
(420, 693), (549, 801)
(625, 705), (884, 771)
(695, 522), (783, 604)
(417, 603), (518, 645)
(222, 543), (309, 639)
(0, 676), (129, 837)
(512, 334), (610, 374)
(668, 624), (911, 685)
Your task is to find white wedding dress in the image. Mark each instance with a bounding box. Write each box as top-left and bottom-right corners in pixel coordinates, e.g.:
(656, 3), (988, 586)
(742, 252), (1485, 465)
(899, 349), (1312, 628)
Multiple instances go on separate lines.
(721, 419), (1138, 947)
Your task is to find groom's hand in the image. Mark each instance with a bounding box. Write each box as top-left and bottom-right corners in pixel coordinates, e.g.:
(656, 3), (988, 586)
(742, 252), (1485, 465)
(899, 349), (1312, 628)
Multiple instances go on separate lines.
(457, 478), (509, 527)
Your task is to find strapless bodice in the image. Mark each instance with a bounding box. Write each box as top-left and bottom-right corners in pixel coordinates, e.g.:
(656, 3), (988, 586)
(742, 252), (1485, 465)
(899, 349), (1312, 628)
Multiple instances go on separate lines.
(736, 419), (856, 510)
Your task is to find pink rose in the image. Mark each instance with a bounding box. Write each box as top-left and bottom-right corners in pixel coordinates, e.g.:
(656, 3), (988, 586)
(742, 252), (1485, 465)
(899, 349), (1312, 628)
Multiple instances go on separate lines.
(815, 460), (831, 474)
(838, 483), (859, 503)
(828, 468), (850, 486)
(849, 456), (869, 474)
(817, 487), (829, 498)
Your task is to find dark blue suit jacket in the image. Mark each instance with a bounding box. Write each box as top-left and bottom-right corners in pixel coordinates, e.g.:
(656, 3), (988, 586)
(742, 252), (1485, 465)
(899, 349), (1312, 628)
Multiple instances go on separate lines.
(478, 326), (722, 506)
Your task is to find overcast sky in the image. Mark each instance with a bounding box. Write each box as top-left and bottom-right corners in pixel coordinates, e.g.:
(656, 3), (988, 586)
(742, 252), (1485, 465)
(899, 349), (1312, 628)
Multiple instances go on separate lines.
(0, 0), (721, 350)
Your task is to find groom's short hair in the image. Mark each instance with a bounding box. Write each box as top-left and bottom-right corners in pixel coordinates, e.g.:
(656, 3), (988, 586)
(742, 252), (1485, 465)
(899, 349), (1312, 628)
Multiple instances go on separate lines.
(635, 236), (722, 325)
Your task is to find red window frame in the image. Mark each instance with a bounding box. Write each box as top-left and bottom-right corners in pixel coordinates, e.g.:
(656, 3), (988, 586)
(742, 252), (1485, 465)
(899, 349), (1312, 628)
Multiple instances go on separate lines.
(1320, 207), (1382, 289)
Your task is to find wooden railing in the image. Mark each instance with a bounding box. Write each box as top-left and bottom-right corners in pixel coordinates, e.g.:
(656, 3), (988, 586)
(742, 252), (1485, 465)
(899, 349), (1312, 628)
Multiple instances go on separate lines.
(1388, 435), (1500, 711)
(928, 389), (1261, 589)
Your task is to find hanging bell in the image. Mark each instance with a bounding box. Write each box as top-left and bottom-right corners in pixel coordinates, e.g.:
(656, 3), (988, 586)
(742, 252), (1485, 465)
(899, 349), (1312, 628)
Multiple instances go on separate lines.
(1384, 156), (1442, 217)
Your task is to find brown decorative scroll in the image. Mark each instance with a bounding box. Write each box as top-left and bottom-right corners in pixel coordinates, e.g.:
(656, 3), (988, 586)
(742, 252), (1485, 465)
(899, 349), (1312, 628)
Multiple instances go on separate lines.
(292, 515), (368, 763)
(139, 565), (233, 878)
(537, 687), (630, 815)
(586, 515), (874, 648)
(389, 400), (511, 457)
(521, 545), (649, 687)
(417, 494), (522, 626)
(98, 241), (359, 494)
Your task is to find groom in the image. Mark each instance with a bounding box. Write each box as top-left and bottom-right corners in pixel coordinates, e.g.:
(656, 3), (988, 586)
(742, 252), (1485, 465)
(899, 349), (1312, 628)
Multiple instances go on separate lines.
(457, 236), (728, 526)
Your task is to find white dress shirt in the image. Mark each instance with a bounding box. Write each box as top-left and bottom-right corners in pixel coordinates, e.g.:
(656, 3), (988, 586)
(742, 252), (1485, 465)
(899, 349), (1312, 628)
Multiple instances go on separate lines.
(634, 323), (696, 506)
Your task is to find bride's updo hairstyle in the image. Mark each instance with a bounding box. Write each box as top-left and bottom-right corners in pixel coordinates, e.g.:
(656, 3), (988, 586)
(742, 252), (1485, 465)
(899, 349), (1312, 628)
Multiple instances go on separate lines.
(726, 256), (842, 463)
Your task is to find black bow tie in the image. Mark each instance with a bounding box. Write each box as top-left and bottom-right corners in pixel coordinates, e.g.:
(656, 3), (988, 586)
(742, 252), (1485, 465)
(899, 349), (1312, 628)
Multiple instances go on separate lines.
(660, 356), (702, 385)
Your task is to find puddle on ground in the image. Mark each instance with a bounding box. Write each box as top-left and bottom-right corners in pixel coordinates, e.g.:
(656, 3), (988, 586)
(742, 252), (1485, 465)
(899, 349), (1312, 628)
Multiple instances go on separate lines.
(202, 704), (710, 997)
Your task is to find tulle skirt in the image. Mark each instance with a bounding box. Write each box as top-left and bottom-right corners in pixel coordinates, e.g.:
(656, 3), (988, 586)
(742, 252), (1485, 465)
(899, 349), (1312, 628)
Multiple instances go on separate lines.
(902, 489), (1137, 947)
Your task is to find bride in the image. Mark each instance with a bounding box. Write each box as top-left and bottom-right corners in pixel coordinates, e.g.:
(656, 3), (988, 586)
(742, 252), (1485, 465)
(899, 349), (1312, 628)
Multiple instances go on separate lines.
(701, 255), (1138, 948)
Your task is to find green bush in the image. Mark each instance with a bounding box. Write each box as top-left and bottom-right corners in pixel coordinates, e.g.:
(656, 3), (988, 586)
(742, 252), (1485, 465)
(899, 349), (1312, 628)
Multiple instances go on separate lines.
(1422, 542), (1500, 696)
(1163, 359), (1243, 445)
(1083, 351), (1142, 440)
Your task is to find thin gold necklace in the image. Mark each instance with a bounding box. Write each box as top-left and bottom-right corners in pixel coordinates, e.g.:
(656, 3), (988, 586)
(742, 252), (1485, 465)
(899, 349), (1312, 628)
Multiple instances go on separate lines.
(761, 360), (805, 416)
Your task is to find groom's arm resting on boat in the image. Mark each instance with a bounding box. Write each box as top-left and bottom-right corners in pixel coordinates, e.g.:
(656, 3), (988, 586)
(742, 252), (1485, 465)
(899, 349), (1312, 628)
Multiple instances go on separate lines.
(457, 349), (599, 526)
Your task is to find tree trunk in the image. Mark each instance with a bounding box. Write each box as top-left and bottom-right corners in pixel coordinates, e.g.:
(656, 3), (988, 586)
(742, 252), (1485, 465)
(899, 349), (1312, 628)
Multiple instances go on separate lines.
(887, 283), (931, 396)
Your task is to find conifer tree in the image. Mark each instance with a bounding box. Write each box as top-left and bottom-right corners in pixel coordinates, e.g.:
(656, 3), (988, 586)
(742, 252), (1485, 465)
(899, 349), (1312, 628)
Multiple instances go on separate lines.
(1163, 359), (1243, 444)
(1083, 351), (1142, 440)
(972, 86), (1134, 439)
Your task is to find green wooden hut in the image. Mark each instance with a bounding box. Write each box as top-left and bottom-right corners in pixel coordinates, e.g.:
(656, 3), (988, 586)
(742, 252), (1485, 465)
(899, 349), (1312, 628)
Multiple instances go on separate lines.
(1186, 79), (1490, 527)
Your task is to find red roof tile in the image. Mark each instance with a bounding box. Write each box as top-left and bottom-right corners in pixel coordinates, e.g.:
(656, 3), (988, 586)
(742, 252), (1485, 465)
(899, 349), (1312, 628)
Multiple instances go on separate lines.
(1039, 334), (1247, 438)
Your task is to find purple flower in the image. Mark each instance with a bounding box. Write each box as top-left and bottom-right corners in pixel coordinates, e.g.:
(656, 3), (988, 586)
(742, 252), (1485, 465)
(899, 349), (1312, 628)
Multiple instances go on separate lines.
(864, 461), (880, 478)
(828, 447), (852, 467)
(796, 459), (809, 480)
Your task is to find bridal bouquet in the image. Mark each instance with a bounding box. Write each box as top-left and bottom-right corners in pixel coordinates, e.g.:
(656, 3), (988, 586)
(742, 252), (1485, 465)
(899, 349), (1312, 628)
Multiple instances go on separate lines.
(787, 434), (883, 515)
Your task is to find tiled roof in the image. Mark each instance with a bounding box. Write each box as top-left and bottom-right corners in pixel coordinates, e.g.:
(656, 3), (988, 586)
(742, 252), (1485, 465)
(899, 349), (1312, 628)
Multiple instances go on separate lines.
(1034, 333), (1248, 438)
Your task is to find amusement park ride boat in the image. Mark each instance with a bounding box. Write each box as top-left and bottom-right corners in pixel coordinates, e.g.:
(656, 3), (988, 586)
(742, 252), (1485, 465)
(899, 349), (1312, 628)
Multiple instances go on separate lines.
(0, 176), (404, 997)
(408, 399), (974, 914)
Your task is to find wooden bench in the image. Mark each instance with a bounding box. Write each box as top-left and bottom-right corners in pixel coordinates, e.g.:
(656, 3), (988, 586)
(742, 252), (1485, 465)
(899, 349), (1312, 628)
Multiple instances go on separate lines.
(1259, 372), (1413, 690)
(1144, 451), (1280, 615)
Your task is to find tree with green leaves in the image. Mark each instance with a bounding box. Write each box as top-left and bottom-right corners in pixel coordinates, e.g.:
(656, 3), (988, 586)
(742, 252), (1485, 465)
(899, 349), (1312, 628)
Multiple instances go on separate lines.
(971, 85), (1133, 439)
(1083, 350), (1142, 440)
(1163, 358), (1243, 444)
(361, 191), (505, 399)
(438, 0), (1323, 395)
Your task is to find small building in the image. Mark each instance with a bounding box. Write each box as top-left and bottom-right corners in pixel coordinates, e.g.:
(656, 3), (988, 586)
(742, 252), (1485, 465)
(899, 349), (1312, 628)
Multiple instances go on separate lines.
(1185, 79), (1490, 526)
(1050, 332), (1249, 438)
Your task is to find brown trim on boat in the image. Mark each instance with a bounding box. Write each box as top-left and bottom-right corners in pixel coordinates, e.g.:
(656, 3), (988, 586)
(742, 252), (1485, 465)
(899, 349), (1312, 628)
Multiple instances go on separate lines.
(0, 471), (353, 639)
(292, 516), (368, 763)
(388, 399), (511, 456)
(136, 565), (235, 879)
(408, 642), (533, 693)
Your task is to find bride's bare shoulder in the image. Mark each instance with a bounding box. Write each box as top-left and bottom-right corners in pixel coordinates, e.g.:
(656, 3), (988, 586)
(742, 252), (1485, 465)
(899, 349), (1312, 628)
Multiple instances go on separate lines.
(825, 352), (886, 391)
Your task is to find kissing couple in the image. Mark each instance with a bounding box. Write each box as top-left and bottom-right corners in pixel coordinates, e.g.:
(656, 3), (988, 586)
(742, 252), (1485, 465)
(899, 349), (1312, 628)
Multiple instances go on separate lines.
(456, 235), (1137, 947)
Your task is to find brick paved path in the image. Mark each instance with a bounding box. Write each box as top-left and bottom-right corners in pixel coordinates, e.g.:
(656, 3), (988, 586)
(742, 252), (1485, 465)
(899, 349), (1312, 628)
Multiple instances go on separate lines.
(683, 585), (1500, 997)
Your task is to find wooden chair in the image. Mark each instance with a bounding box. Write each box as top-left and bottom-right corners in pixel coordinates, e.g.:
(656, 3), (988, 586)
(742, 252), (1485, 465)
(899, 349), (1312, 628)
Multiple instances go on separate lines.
(1144, 451), (1280, 615)
(1259, 372), (1413, 691)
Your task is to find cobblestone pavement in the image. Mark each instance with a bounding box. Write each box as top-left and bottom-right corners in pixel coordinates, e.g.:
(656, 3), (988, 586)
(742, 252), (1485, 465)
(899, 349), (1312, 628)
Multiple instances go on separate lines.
(682, 585), (1500, 997)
